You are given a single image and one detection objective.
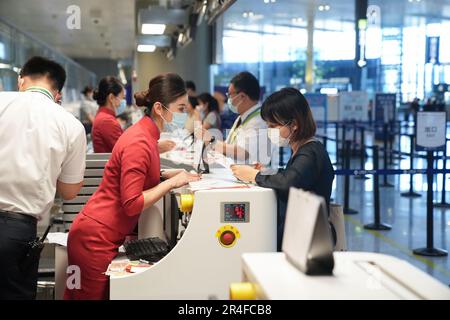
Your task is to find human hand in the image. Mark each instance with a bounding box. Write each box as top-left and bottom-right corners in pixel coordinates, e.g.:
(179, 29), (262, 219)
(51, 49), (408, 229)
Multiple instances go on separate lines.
(230, 165), (259, 183)
(194, 127), (212, 143)
(158, 140), (176, 154)
(169, 171), (202, 189)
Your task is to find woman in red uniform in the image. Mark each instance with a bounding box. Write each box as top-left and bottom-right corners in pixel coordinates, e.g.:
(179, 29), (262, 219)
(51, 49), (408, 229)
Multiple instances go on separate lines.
(91, 76), (126, 153)
(64, 73), (201, 300)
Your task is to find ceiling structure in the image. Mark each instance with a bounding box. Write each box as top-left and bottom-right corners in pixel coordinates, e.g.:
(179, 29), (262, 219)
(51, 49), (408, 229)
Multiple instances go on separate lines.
(1, 0), (450, 61)
(224, 0), (450, 31)
(0, 0), (136, 59)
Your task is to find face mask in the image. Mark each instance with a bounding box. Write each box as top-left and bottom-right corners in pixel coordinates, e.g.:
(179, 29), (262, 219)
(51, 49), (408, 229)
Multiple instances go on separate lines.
(160, 104), (188, 132)
(268, 124), (292, 147)
(116, 99), (126, 115)
(227, 98), (238, 114)
(227, 92), (243, 114)
(172, 112), (188, 129)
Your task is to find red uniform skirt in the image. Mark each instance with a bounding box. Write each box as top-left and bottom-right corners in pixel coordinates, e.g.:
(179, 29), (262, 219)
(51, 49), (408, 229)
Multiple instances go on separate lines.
(64, 213), (125, 300)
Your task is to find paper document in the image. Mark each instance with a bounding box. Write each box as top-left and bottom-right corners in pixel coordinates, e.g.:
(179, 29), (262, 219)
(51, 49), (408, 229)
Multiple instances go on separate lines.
(189, 178), (250, 191)
(46, 232), (69, 247)
(209, 153), (235, 168)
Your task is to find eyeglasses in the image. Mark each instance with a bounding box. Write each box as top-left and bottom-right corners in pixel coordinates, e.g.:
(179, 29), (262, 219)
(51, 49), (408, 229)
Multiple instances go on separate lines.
(226, 91), (240, 99)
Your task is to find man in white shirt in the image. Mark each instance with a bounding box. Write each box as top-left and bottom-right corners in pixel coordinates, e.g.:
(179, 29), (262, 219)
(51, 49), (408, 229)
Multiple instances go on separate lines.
(0, 56), (86, 300)
(197, 72), (276, 167)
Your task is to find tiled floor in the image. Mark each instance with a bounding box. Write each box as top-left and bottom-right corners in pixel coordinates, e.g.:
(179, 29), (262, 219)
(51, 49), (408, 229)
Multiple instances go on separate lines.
(325, 127), (450, 286)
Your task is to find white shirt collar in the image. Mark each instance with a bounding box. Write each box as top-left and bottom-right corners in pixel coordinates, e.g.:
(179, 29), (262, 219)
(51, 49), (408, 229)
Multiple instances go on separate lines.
(240, 102), (261, 122)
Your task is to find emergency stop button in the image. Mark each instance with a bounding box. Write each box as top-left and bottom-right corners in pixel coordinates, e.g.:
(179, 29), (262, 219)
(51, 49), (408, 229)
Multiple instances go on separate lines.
(215, 225), (240, 248)
(220, 231), (235, 246)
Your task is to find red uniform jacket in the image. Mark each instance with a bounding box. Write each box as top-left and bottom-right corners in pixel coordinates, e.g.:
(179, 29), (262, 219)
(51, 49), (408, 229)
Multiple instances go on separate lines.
(92, 107), (123, 153)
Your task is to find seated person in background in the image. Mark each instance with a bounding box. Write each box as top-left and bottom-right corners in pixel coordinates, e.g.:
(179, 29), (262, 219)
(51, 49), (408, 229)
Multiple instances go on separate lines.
(116, 112), (129, 130)
(231, 88), (335, 251)
(197, 93), (222, 131)
(184, 95), (201, 135)
(80, 85), (98, 135)
(185, 80), (196, 97)
(92, 76), (126, 153)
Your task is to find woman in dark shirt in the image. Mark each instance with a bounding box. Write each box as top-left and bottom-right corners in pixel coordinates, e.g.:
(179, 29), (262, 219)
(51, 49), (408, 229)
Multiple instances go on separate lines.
(231, 87), (335, 250)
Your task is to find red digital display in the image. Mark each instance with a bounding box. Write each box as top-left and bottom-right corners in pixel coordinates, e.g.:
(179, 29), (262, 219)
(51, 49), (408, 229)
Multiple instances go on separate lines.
(223, 203), (248, 222)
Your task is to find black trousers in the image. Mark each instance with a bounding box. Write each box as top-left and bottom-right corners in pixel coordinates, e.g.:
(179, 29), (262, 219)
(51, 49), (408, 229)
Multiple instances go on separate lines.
(0, 214), (38, 300)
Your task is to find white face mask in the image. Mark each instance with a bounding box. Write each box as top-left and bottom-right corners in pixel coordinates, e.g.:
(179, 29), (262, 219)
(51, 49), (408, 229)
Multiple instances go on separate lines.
(268, 124), (293, 147)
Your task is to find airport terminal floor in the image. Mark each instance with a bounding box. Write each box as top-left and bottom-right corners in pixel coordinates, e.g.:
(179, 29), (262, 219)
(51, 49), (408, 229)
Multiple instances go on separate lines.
(1, 0), (450, 304)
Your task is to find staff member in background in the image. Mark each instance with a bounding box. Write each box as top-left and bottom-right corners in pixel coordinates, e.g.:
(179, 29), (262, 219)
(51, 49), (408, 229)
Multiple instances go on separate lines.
(185, 80), (197, 97)
(231, 88), (335, 251)
(0, 56), (86, 299)
(79, 85), (98, 135)
(64, 73), (201, 300)
(91, 76), (126, 153)
(197, 93), (222, 131)
(184, 95), (201, 135)
(197, 71), (273, 167)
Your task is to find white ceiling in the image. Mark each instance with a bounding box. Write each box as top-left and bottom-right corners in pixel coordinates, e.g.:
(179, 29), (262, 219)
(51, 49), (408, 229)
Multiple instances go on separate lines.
(0, 0), (136, 60)
(1, 0), (450, 61)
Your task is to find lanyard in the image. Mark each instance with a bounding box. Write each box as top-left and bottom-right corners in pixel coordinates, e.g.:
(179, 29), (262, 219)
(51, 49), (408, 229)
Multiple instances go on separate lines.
(25, 86), (55, 102)
(228, 107), (261, 144)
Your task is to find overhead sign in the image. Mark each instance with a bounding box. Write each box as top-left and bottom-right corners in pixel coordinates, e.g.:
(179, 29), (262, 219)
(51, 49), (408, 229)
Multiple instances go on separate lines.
(375, 93), (396, 140)
(416, 111), (446, 151)
(305, 93), (327, 123)
(375, 93), (396, 123)
(339, 91), (369, 122)
(426, 36), (440, 65)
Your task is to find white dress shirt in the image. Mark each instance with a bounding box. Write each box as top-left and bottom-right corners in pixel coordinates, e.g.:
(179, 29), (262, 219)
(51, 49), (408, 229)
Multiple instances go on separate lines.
(225, 103), (278, 167)
(0, 90), (87, 219)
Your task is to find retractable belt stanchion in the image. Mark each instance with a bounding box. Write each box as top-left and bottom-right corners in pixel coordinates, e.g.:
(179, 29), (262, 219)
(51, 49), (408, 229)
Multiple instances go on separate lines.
(341, 123), (347, 167)
(322, 135), (328, 153)
(394, 121), (406, 160)
(364, 145), (392, 231)
(388, 122), (395, 165)
(381, 123), (394, 188)
(333, 122), (340, 166)
(401, 134), (422, 198)
(343, 140), (358, 215)
(355, 125), (369, 180)
(434, 140), (450, 208)
(413, 151), (448, 257)
(352, 121), (357, 156)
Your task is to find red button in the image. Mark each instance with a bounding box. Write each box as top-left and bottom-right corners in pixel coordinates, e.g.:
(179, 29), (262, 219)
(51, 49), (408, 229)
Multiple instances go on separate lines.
(220, 231), (235, 246)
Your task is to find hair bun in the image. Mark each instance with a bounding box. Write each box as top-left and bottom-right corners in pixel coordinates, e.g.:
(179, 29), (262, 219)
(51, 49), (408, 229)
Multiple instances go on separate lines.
(134, 90), (149, 107)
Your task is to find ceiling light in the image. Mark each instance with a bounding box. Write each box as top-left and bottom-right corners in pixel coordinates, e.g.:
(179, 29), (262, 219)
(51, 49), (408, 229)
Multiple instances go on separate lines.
(318, 4), (330, 11)
(264, 0), (269, 3)
(141, 23), (166, 35)
(243, 12), (248, 18)
(137, 44), (156, 52)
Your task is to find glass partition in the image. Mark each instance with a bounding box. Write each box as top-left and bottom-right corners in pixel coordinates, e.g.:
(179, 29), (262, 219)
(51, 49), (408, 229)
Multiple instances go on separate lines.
(0, 17), (96, 109)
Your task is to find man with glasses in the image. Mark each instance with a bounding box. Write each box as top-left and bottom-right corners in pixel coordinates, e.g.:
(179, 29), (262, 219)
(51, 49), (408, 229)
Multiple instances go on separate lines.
(197, 71), (275, 167)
